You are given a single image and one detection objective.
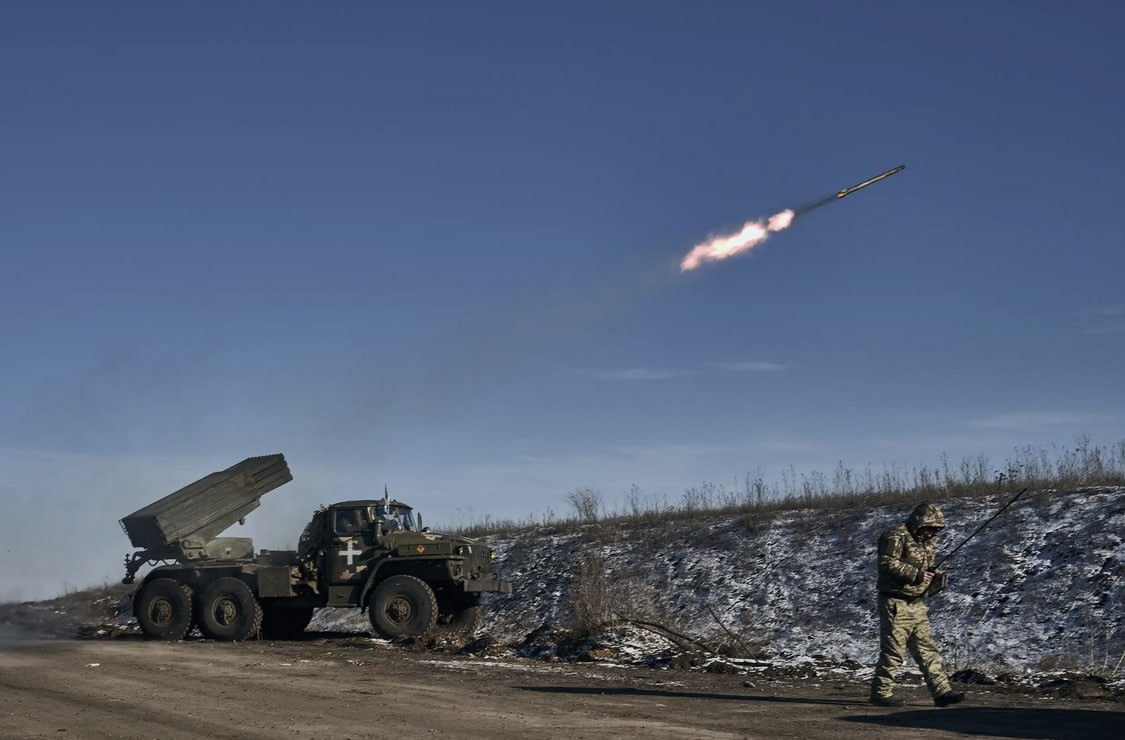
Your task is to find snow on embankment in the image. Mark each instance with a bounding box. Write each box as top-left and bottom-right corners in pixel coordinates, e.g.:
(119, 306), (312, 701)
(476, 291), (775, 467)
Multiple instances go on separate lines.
(480, 487), (1124, 671)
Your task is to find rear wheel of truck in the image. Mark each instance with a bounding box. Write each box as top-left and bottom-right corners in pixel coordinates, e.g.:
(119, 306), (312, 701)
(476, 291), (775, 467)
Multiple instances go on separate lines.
(135, 578), (194, 640)
(259, 605), (315, 640)
(198, 577), (263, 641)
(369, 575), (437, 638)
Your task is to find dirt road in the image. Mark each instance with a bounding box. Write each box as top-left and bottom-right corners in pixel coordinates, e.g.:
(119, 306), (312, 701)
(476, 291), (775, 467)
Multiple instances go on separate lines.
(0, 632), (1120, 739)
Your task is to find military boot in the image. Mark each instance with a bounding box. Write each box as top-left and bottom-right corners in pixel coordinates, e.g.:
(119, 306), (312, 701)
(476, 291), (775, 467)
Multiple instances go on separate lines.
(870, 694), (906, 707)
(934, 691), (965, 707)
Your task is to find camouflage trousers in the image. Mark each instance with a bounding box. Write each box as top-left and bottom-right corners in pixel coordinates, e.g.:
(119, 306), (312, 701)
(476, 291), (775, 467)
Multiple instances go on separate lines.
(871, 595), (952, 698)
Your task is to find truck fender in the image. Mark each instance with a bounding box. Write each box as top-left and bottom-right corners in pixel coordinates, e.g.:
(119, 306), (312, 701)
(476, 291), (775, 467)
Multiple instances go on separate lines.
(358, 560), (393, 606)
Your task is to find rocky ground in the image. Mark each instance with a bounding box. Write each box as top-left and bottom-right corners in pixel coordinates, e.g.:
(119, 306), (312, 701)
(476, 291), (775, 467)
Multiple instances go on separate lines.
(1, 629), (1122, 740)
(1, 583), (1120, 704)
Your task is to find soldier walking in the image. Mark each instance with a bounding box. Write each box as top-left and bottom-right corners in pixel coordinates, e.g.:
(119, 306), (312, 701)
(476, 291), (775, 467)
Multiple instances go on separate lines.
(870, 502), (965, 707)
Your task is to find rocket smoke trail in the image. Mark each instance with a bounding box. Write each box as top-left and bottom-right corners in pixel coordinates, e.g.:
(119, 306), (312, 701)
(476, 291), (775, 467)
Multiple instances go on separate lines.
(680, 165), (906, 271)
(793, 193), (838, 217)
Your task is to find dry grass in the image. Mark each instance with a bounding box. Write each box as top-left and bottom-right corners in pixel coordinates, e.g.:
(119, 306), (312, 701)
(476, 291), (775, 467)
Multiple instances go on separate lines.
(0, 582), (133, 634)
(569, 547), (611, 637)
(448, 437), (1125, 537)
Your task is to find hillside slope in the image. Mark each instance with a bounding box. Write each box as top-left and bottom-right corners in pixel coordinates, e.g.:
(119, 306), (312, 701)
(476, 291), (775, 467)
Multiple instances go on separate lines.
(478, 487), (1124, 673)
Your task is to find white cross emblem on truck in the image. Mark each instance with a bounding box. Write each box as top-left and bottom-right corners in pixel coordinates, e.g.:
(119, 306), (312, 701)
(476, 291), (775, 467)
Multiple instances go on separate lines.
(339, 538), (363, 566)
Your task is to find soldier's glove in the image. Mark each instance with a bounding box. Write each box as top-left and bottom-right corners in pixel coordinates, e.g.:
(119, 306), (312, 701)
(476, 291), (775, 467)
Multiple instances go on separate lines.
(923, 571), (948, 598)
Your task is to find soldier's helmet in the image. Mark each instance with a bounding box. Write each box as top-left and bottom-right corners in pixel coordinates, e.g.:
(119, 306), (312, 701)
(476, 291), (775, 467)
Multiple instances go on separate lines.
(907, 502), (946, 533)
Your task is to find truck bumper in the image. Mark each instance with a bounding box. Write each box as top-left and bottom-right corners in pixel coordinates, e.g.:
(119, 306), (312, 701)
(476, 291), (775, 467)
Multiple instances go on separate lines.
(463, 578), (513, 594)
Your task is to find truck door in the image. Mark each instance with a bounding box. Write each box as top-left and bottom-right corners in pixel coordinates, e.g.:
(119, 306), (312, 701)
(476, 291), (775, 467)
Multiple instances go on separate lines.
(327, 506), (374, 588)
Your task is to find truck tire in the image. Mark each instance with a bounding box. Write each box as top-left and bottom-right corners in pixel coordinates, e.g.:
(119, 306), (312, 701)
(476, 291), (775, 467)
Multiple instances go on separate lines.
(369, 575), (438, 638)
(197, 577), (262, 641)
(260, 605), (314, 640)
(135, 578), (194, 640)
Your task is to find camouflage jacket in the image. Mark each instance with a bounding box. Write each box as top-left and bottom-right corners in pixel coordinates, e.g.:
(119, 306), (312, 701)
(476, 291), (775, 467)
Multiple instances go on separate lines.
(876, 523), (935, 599)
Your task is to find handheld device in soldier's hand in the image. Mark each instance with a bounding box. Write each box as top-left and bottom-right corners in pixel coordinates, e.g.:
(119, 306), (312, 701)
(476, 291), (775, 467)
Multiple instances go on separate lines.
(923, 571), (948, 597)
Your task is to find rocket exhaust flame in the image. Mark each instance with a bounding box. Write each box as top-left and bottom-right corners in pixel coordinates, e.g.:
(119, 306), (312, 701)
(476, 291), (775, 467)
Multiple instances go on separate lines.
(680, 209), (794, 271)
(679, 164), (905, 272)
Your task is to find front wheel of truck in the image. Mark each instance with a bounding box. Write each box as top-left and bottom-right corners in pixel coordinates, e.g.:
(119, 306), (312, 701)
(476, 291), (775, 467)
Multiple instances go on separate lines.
(197, 577), (263, 641)
(135, 578), (194, 640)
(369, 575), (438, 638)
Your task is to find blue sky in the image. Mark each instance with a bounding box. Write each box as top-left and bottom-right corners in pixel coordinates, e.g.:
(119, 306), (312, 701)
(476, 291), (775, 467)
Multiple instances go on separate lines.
(2, 2), (1123, 599)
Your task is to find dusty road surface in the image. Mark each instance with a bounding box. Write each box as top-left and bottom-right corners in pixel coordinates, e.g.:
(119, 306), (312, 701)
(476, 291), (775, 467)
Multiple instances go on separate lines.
(1, 631), (1121, 739)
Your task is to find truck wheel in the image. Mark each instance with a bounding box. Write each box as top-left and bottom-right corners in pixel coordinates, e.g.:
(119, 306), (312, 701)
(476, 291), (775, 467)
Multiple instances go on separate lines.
(197, 577), (262, 641)
(260, 605), (314, 640)
(135, 578), (194, 640)
(369, 575), (437, 638)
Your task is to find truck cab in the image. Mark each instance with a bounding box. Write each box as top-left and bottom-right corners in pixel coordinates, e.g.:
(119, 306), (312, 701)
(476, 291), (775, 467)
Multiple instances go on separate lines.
(296, 499), (510, 636)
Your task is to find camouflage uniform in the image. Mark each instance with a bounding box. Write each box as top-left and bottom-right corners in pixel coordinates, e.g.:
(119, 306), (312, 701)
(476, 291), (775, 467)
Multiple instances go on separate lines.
(870, 503), (954, 701)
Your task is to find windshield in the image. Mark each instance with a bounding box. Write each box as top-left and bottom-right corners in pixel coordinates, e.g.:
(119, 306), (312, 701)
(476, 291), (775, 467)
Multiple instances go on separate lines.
(369, 503), (416, 532)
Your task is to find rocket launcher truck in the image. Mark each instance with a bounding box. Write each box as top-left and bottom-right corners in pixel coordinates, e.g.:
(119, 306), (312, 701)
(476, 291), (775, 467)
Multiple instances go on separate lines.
(120, 454), (512, 641)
